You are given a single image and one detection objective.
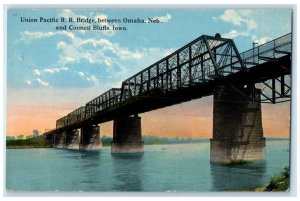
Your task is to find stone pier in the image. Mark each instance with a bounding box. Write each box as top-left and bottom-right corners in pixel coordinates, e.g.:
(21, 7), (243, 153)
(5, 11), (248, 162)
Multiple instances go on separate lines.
(210, 85), (265, 164)
(111, 115), (144, 154)
(80, 125), (102, 151)
(66, 129), (81, 150)
(54, 131), (67, 148)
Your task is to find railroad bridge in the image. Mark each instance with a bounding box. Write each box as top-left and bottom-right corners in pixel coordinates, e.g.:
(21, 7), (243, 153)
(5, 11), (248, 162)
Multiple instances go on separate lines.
(44, 33), (291, 163)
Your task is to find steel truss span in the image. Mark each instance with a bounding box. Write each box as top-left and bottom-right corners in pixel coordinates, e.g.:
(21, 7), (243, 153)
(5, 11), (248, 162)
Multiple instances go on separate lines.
(46, 33), (292, 135)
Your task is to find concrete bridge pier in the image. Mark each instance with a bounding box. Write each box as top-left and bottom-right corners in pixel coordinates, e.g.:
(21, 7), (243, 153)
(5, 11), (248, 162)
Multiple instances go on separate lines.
(45, 133), (54, 147)
(210, 85), (265, 164)
(111, 115), (144, 154)
(66, 129), (81, 150)
(54, 131), (67, 148)
(79, 125), (102, 151)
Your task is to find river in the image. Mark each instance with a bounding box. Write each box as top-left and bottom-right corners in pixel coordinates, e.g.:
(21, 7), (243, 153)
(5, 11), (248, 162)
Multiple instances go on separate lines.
(6, 139), (290, 192)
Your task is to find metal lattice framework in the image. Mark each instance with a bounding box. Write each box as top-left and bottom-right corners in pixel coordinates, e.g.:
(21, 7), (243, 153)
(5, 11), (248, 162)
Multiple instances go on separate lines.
(121, 35), (243, 100)
(240, 33), (291, 67)
(85, 88), (122, 119)
(67, 106), (86, 126)
(56, 116), (68, 129)
(240, 33), (291, 103)
(52, 33), (292, 131)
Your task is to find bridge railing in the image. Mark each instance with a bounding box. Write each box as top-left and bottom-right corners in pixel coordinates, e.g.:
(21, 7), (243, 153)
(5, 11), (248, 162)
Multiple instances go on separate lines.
(240, 33), (291, 68)
(239, 33), (292, 104)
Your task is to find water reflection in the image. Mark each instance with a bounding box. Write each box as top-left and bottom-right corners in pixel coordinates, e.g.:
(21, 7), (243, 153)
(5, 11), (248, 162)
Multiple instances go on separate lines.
(210, 160), (266, 191)
(60, 149), (101, 160)
(80, 151), (101, 160)
(62, 150), (102, 171)
(76, 151), (103, 188)
(112, 153), (144, 191)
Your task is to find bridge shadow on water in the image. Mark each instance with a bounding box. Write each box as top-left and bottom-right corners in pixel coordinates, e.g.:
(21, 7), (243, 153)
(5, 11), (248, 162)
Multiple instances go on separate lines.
(111, 153), (144, 191)
(59, 149), (101, 161)
(210, 160), (267, 191)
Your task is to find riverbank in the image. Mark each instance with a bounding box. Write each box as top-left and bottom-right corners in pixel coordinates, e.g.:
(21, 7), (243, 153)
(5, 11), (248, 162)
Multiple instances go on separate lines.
(6, 136), (288, 148)
(6, 145), (52, 149)
(218, 166), (290, 192)
(101, 135), (208, 146)
(253, 166), (290, 192)
(6, 138), (49, 149)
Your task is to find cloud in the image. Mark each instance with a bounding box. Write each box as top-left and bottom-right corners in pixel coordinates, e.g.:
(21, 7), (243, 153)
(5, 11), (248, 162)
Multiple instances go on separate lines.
(59, 9), (90, 35)
(220, 9), (244, 25)
(56, 37), (143, 67)
(219, 9), (257, 30)
(222, 30), (271, 46)
(31, 67), (69, 84)
(146, 13), (172, 23)
(86, 75), (98, 83)
(253, 36), (272, 45)
(43, 66), (69, 74)
(59, 9), (89, 24)
(25, 80), (32, 86)
(94, 14), (116, 36)
(63, 57), (76, 64)
(238, 9), (253, 16)
(36, 78), (50, 87)
(19, 18), (175, 89)
(56, 41), (67, 49)
(78, 72), (85, 77)
(59, 9), (73, 17)
(59, 9), (115, 36)
(25, 78), (51, 87)
(94, 14), (109, 26)
(222, 30), (250, 39)
(77, 71), (99, 84)
(155, 13), (172, 23)
(20, 31), (75, 43)
(247, 19), (257, 30)
(33, 69), (41, 76)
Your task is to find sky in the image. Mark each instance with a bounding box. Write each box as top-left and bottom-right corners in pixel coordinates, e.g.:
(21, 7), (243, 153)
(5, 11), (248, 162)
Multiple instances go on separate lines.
(6, 8), (292, 138)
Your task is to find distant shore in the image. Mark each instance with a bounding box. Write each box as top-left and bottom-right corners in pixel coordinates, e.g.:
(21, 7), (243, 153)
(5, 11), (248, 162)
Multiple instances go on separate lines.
(6, 137), (289, 149)
(6, 145), (52, 149)
(6, 138), (49, 149)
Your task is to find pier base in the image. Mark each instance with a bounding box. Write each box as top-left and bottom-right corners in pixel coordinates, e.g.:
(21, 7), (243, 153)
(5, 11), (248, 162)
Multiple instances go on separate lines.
(210, 85), (265, 164)
(80, 125), (102, 151)
(111, 115), (144, 154)
(54, 131), (67, 149)
(66, 129), (81, 150)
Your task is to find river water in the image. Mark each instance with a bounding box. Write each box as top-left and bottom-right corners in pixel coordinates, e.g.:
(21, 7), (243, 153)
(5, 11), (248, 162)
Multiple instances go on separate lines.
(6, 139), (290, 192)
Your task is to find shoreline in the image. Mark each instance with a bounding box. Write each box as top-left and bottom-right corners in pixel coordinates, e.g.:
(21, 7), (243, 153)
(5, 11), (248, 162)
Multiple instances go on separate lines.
(6, 146), (52, 149)
(6, 138), (289, 149)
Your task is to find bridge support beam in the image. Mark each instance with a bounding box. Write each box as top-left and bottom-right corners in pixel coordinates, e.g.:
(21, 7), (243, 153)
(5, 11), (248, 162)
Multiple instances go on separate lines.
(80, 125), (102, 151)
(111, 115), (144, 154)
(210, 85), (265, 164)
